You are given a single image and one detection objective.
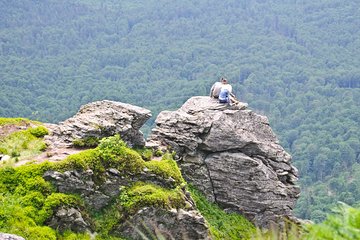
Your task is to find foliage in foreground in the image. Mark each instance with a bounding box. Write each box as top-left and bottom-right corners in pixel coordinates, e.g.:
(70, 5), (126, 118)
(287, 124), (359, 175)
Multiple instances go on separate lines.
(253, 202), (360, 240)
(305, 202), (360, 240)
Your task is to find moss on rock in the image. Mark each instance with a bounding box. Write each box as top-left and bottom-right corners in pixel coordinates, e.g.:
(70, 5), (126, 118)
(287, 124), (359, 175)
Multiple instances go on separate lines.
(119, 182), (186, 214)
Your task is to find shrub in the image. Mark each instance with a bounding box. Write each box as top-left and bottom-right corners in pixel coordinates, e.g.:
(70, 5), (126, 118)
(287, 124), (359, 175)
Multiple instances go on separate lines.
(305, 202), (360, 239)
(98, 135), (145, 174)
(29, 126), (49, 138)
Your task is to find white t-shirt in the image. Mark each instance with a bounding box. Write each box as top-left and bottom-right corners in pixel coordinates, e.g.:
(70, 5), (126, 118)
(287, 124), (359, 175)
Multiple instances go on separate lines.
(221, 83), (232, 93)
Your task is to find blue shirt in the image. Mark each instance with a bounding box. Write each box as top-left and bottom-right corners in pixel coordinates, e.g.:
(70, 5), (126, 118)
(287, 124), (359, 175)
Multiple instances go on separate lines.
(218, 88), (229, 102)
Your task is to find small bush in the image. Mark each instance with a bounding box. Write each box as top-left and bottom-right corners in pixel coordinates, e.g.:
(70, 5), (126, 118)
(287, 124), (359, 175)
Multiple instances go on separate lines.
(98, 135), (145, 174)
(29, 126), (49, 138)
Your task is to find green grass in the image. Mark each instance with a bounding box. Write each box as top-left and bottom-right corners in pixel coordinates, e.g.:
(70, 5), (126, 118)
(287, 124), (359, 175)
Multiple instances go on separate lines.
(0, 117), (35, 126)
(0, 126), (48, 165)
(189, 186), (256, 240)
(0, 161), (87, 240)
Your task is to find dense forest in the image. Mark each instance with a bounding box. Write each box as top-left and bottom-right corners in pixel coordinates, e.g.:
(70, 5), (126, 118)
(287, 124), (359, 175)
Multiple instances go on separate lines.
(1, 0), (360, 222)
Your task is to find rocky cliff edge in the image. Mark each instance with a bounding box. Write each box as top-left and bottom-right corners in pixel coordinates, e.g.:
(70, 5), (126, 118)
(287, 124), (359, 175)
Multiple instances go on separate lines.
(148, 96), (300, 227)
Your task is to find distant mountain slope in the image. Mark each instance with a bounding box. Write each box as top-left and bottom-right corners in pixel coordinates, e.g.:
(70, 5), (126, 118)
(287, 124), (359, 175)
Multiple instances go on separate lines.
(1, 0), (360, 221)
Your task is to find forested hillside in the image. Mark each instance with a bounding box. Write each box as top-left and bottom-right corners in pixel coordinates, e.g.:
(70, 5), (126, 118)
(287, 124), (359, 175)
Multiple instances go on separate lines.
(1, 0), (360, 222)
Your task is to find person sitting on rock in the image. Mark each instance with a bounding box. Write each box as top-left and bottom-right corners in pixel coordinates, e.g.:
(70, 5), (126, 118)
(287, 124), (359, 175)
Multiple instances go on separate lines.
(210, 77), (227, 99)
(218, 78), (237, 105)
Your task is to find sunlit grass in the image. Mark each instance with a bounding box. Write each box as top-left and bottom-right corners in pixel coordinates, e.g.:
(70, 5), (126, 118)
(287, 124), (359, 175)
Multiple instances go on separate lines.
(0, 127), (48, 166)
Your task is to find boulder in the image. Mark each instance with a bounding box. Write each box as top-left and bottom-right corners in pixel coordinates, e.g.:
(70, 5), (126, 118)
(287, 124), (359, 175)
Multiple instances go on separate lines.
(46, 207), (91, 233)
(46, 100), (151, 148)
(148, 96), (300, 227)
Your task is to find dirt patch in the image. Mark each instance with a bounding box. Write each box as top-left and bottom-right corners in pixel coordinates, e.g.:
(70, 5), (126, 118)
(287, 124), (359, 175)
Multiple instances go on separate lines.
(0, 121), (35, 138)
(16, 147), (84, 166)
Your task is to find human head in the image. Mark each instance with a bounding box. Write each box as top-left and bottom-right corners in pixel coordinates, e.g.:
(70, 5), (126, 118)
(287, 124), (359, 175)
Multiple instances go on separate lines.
(220, 77), (228, 83)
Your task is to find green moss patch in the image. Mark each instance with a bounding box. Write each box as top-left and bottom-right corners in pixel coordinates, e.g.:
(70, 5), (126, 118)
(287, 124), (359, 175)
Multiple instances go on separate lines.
(145, 154), (185, 185)
(134, 147), (153, 161)
(119, 182), (186, 214)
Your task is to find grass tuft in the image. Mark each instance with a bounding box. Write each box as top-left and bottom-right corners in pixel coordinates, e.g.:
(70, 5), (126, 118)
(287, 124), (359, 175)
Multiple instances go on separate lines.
(0, 126), (48, 165)
(119, 182), (186, 214)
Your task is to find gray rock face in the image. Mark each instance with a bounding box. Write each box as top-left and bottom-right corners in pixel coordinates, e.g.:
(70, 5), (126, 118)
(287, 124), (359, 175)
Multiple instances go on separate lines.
(46, 100), (151, 148)
(117, 207), (210, 240)
(148, 96), (300, 227)
(43, 168), (179, 211)
(42, 168), (207, 236)
(47, 207), (90, 233)
(0, 233), (25, 240)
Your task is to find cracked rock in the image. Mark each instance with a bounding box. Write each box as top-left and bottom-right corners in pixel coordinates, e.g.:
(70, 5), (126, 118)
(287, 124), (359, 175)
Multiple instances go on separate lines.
(148, 96), (300, 227)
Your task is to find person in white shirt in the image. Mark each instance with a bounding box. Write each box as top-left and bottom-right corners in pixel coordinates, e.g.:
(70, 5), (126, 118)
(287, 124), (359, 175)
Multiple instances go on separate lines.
(210, 77), (227, 98)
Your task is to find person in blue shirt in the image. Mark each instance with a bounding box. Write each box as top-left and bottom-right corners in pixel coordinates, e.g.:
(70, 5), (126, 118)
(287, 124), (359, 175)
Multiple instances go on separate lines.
(218, 78), (234, 104)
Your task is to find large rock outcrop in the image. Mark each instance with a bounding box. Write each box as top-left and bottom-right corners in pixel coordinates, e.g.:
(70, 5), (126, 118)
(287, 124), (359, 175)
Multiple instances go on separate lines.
(148, 96), (300, 227)
(46, 100), (151, 148)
